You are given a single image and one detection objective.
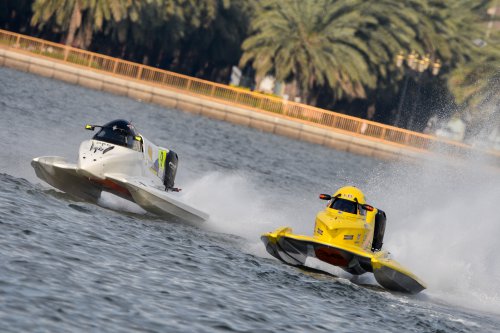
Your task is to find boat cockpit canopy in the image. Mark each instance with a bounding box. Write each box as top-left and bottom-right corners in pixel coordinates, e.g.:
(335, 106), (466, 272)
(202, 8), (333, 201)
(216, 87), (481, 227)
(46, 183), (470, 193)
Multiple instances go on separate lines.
(92, 119), (141, 151)
(330, 197), (360, 215)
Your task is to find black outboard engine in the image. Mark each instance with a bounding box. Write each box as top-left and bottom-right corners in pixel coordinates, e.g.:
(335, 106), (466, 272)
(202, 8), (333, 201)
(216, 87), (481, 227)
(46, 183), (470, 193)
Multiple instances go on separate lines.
(162, 150), (178, 191)
(372, 210), (386, 251)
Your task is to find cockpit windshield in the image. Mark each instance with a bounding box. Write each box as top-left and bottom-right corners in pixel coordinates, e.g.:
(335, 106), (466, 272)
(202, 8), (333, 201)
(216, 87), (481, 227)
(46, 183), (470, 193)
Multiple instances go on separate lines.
(92, 119), (141, 151)
(330, 198), (358, 214)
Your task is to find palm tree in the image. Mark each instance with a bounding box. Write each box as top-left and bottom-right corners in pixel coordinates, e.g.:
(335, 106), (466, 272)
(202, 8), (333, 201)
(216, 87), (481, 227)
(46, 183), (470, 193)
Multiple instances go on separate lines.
(240, 0), (497, 110)
(372, 1), (491, 127)
(240, 0), (434, 104)
(242, 0), (361, 103)
(411, 0), (490, 66)
(31, 0), (130, 48)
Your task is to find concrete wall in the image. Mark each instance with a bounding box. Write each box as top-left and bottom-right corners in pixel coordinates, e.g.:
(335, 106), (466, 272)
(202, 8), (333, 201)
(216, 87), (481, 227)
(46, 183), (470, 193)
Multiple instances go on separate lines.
(0, 47), (430, 162)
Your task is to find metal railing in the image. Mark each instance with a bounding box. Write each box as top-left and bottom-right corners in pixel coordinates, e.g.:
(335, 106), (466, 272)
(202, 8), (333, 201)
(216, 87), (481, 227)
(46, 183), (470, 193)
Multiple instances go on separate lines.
(1, 29), (497, 158)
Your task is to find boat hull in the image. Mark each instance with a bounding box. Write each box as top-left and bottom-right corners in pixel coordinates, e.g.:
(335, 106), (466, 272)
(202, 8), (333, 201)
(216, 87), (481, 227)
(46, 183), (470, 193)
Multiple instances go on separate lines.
(262, 227), (426, 294)
(32, 156), (208, 225)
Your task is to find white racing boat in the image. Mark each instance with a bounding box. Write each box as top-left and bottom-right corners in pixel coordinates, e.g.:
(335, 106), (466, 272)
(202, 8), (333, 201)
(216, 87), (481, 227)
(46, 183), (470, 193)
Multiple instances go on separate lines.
(32, 119), (208, 224)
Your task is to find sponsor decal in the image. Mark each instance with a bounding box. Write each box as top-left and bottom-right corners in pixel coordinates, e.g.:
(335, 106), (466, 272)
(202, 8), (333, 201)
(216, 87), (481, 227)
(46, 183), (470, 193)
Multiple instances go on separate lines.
(89, 141), (112, 153)
(343, 235), (354, 240)
(158, 149), (167, 171)
(317, 228), (323, 235)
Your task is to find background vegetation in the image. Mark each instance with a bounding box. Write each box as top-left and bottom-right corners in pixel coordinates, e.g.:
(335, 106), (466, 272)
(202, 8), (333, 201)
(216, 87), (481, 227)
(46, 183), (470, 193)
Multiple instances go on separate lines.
(1, 0), (498, 136)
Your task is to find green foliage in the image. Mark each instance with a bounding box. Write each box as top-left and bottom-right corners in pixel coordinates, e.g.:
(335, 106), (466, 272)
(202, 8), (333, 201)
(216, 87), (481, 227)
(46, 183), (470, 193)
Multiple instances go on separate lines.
(448, 44), (500, 110)
(445, 0), (500, 127)
(3, 0), (498, 129)
(31, 0), (136, 47)
(240, 0), (494, 106)
(241, 0), (377, 102)
(96, 0), (249, 80)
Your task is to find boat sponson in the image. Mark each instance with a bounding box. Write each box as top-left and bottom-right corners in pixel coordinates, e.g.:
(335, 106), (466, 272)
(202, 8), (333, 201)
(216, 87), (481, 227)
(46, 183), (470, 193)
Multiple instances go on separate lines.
(261, 231), (303, 266)
(31, 156), (102, 202)
(105, 174), (208, 224)
(371, 258), (426, 294)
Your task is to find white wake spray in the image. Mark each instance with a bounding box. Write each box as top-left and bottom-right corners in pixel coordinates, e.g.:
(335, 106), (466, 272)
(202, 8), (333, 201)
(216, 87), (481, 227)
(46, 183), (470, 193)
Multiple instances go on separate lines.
(177, 171), (321, 255)
(368, 157), (500, 313)
(176, 151), (500, 314)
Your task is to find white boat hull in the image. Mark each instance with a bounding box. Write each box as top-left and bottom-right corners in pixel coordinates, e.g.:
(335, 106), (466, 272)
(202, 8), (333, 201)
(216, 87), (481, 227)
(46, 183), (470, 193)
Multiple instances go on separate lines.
(32, 156), (208, 225)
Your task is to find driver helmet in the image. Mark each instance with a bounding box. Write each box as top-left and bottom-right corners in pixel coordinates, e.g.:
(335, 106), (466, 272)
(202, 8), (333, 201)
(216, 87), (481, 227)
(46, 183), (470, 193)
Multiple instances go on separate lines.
(330, 186), (366, 215)
(333, 186), (366, 204)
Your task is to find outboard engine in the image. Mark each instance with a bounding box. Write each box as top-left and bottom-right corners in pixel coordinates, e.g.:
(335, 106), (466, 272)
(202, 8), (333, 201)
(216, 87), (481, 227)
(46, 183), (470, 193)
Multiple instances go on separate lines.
(161, 150), (178, 191)
(372, 210), (386, 251)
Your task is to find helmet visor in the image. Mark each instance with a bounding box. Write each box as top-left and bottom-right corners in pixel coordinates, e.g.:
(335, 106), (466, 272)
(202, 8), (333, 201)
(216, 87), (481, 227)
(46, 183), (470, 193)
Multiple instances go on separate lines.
(330, 198), (358, 214)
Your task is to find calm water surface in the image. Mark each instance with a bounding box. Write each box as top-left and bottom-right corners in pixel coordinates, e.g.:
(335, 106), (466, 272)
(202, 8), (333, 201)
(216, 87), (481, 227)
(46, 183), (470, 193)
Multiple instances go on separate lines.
(1, 67), (499, 332)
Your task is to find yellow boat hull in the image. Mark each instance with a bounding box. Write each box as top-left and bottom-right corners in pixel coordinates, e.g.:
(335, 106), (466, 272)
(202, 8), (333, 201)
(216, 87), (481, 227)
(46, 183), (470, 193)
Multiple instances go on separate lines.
(262, 227), (426, 294)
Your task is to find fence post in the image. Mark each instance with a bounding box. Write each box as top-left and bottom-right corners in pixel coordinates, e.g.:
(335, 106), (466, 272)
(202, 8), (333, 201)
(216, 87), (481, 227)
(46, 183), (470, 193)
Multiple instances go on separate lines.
(63, 46), (69, 62)
(186, 79), (192, 91)
(88, 54), (94, 67)
(112, 60), (118, 73)
(15, 34), (21, 48)
(136, 65), (143, 79)
(210, 85), (216, 96)
(380, 127), (386, 140)
(331, 116), (338, 128)
(283, 102), (289, 116)
(356, 120), (362, 133)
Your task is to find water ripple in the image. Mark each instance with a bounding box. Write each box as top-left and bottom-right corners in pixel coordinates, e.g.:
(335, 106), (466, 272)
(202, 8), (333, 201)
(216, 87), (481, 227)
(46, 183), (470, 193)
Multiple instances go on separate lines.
(1, 68), (499, 332)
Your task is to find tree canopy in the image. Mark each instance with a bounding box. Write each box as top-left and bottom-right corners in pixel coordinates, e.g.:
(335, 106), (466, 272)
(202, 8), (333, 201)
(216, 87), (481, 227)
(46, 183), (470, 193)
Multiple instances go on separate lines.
(1, 0), (498, 134)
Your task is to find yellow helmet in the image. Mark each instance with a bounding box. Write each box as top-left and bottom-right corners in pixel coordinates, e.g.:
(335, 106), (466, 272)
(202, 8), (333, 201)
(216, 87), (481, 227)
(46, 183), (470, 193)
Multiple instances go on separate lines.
(333, 186), (366, 205)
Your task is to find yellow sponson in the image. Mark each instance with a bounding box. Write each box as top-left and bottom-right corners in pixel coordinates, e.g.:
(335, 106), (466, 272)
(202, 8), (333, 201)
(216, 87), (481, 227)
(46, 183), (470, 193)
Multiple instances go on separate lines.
(332, 186), (366, 204)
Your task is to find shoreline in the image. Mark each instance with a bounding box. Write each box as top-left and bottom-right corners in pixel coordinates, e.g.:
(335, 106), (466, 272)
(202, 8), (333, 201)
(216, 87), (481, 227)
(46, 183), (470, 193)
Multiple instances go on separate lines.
(0, 47), (428, 162)
(1, 45), (498, 168)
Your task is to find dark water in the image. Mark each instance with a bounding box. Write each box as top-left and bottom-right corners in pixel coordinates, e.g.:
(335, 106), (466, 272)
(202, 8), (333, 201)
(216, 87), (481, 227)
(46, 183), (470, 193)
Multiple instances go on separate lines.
(1, 67), (499, 332)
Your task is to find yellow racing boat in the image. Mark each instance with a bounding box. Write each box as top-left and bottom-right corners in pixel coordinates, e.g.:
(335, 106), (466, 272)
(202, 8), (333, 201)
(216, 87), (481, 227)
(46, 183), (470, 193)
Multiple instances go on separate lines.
(261, 186), (426, 294)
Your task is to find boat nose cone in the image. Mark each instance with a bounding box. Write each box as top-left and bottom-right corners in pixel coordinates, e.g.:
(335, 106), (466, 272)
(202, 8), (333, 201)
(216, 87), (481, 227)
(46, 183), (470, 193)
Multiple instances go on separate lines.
(77, 140), (106, 179)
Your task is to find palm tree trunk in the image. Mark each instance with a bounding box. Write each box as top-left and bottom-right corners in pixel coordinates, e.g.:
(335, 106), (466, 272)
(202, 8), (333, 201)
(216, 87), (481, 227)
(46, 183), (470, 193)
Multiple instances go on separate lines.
(81, 14), (93, 49)
(65, 0), (82, 46)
